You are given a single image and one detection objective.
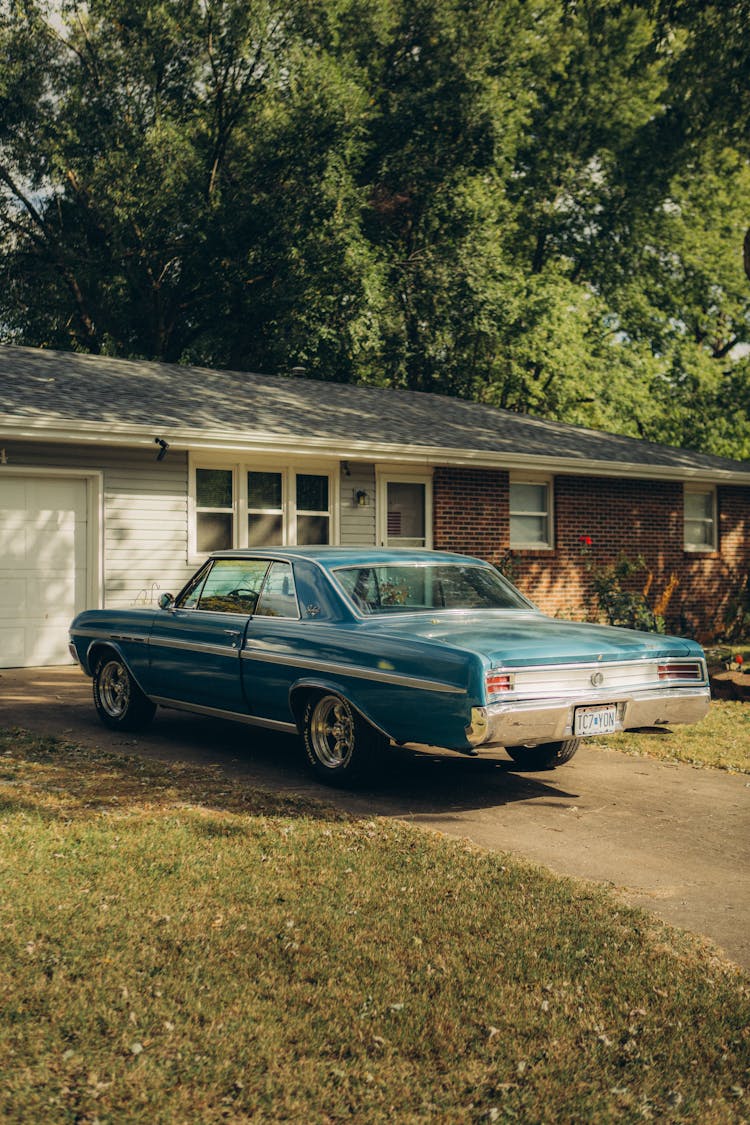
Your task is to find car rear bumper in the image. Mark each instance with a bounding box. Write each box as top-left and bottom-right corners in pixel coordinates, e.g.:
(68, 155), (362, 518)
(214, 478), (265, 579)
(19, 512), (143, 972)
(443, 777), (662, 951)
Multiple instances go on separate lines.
(465, 687), (711, 749)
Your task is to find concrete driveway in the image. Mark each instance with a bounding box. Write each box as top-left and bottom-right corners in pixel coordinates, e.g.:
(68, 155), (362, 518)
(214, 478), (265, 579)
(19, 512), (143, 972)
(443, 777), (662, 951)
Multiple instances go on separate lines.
(2, 665), (749, 972)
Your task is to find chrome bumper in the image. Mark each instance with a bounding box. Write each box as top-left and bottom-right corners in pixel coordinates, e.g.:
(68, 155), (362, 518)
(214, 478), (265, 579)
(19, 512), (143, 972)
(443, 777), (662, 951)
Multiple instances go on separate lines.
(465, 687), (711, 749)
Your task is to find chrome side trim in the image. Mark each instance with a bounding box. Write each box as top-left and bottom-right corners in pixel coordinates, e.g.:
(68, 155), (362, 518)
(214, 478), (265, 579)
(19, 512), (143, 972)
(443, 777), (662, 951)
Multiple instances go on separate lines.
(76, 628), (151, 644)
(497, 655), (708, 680)
(489, 656), (709, 702)
(84, 631), (241, 659)
(150, 696), (297, 733)
(241, 647), (465, 694)
(150, 636), (241, 658)
(490, 677), (705, 702)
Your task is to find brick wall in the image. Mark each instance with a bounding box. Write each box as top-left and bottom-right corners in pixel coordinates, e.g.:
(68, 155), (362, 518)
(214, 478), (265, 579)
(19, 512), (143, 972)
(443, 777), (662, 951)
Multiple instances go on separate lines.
(433, 466), (750, 640)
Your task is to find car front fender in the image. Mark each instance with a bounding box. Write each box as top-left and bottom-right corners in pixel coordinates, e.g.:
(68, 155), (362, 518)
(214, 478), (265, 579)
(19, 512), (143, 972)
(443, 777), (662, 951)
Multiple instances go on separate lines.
(84, 639), (151, 700)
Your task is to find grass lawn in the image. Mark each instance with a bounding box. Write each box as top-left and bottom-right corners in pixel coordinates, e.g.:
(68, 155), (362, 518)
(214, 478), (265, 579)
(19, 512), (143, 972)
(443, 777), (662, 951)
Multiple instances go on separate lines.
(1, 728), (748, 1124)
(592, 700), (750, 774)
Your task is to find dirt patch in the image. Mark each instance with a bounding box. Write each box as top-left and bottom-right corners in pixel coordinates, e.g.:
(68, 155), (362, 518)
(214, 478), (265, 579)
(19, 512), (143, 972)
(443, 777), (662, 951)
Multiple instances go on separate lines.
(710, 669), (750, 701)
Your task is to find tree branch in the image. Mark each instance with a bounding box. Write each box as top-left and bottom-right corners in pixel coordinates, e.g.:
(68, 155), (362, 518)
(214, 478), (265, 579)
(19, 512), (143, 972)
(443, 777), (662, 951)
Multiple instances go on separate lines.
(0, 166), (98, 349)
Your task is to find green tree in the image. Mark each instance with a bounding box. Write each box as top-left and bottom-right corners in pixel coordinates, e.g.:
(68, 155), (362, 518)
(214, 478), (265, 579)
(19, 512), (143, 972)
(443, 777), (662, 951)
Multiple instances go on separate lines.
(0, 0), (748, 459)
(605, 147), (750, 457)
(0, 0), (379, 370)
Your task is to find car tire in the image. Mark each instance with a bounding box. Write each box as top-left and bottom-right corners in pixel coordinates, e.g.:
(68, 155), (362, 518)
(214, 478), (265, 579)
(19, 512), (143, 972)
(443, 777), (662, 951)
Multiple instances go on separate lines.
(505, 738), (580, 771)
(302, 692), (386, 787)
(93, 654), (156, 732)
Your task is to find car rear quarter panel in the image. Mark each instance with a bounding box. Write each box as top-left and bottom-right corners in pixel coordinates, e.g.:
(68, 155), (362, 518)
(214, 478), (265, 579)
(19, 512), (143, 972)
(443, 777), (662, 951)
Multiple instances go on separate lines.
(240, 618), (484, 749)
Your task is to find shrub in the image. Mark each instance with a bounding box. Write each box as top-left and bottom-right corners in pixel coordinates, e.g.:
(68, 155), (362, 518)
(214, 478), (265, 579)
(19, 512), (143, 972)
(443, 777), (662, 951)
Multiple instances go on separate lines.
(584, 548), (666, 633)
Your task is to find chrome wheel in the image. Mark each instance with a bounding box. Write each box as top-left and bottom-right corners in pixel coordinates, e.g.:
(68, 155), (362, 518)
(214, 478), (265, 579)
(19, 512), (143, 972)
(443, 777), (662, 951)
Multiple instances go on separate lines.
(99, 659), (131, 718)
(92, 652), (156, 731)
(309, 695), (355, 769)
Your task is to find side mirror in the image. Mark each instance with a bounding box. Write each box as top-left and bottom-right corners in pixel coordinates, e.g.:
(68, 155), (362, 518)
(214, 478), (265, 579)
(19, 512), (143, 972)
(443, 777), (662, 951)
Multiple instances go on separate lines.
(158, 592), (175, 610)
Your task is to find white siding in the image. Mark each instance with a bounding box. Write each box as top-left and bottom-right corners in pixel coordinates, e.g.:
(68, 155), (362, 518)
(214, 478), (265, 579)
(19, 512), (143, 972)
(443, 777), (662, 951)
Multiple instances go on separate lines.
(1, 446), (379, 627)
(339, 462), (376, 546)
(2, 442), (193, 608)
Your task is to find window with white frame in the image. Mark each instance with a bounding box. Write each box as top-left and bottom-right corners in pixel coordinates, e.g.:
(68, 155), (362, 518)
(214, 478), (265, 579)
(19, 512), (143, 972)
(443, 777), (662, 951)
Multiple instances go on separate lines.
(296, 473), (330, 545)
(192, 462), (335, 555)
(247, 471), (283, 547)
(684, 486), (717, 551)
(509, 477), (553, 549)
(195, 468), (234, 553)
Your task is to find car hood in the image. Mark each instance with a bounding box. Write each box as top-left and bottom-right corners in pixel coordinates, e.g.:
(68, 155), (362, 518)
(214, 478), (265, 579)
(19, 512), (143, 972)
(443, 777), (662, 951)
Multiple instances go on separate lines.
(362, 611), (702, 667)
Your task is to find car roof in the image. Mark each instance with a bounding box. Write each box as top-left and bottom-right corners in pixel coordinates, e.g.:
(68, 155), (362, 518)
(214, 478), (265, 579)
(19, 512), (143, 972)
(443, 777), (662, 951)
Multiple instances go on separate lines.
(209, 547), (489, 569)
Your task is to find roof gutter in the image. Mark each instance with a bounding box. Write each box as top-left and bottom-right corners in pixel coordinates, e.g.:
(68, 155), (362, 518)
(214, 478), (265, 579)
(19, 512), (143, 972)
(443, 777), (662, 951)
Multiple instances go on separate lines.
(2, 416), (750, 486)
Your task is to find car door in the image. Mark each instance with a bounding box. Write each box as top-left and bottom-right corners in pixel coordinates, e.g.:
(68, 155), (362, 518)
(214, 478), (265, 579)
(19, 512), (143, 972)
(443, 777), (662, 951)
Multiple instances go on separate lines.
(240, 559), (305, 724)
(148, 557), (270, 714)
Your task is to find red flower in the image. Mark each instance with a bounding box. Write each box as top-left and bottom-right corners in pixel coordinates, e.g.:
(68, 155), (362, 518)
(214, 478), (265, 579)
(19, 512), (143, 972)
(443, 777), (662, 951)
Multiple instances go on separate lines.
(735, 654), (744, 666)
(579, 535), (593, 547)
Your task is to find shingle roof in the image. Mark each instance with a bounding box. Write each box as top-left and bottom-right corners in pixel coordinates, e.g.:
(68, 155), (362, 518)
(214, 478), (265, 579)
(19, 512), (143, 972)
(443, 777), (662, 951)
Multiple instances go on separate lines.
(1, 344), (748, 478)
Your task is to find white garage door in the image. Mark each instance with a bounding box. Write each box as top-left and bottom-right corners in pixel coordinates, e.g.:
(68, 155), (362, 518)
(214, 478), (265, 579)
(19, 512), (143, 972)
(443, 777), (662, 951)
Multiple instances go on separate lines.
(0, 475), (89, 668)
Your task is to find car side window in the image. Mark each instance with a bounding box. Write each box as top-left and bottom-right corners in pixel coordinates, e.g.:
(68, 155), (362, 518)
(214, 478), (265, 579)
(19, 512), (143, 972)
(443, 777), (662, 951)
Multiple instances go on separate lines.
(255, 561), (299, 618)
(189, 559), (270, 615)
(177, 564), (211, 609)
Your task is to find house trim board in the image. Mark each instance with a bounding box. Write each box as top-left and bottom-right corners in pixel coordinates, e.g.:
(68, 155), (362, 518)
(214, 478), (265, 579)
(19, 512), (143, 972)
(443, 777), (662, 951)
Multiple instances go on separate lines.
(1, 418), (748, 486)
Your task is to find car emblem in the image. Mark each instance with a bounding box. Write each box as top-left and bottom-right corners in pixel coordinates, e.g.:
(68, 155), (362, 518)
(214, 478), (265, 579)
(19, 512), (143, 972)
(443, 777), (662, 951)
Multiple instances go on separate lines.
(591, 671), (604, 687)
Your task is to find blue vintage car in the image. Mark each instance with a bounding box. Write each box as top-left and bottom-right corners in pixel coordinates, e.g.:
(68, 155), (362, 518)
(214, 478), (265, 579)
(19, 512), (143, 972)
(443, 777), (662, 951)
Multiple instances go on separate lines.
(69, 547), (711, 785)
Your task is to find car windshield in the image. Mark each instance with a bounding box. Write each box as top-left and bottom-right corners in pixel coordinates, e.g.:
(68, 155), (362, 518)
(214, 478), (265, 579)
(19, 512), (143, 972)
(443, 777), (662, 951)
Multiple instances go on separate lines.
(333, 563), (530, 615)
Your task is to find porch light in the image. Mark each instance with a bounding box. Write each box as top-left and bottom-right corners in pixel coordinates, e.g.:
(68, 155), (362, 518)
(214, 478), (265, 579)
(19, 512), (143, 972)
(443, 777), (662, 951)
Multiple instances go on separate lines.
(355, 489), (369, 507)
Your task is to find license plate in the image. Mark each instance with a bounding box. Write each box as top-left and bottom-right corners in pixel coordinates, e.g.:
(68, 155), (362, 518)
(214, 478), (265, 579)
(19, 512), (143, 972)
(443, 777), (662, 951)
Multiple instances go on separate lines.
(574, 704), (618, 737)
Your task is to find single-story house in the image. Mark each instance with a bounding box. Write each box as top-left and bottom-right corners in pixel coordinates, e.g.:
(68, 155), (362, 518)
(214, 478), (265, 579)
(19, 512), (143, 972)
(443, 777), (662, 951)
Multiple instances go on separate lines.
(1, 344), (749, 667)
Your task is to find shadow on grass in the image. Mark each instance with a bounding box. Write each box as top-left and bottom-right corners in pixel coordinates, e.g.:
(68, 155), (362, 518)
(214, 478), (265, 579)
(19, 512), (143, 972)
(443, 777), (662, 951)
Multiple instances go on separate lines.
(0, 710), (580, 826)
(125, 709), (581, 818)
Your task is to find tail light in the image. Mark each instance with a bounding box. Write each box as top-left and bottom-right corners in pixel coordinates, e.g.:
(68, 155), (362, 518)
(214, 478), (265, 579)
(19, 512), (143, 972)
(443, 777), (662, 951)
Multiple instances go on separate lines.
(486, 670), (514, 699)
(657, 661), (704, 682)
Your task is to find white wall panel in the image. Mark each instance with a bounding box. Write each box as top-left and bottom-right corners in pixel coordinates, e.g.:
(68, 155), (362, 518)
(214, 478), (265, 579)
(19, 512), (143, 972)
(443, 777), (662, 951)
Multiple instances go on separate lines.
(339, 462), (376, 546)
(0, 473), (88, 666)
(2, 443), (193, 623)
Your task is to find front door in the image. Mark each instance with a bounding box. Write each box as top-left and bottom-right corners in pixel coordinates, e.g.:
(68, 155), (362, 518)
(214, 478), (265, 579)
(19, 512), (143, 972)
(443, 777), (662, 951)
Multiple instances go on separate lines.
(377, 475), (432, 548)
(147, 557), (270, 713)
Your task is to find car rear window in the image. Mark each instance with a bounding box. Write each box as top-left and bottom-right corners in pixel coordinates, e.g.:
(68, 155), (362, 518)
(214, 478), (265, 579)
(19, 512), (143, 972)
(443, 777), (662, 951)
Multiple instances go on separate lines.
(333, 563), (529, 615)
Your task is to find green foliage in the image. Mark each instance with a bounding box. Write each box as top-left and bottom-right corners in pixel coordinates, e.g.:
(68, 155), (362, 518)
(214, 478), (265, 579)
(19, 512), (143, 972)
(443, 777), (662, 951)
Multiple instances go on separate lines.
(587, 552), (666, 633)
(0, 0), (748, 456)
(660, 0), (750, 154)
(722, 575), (750, 644)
